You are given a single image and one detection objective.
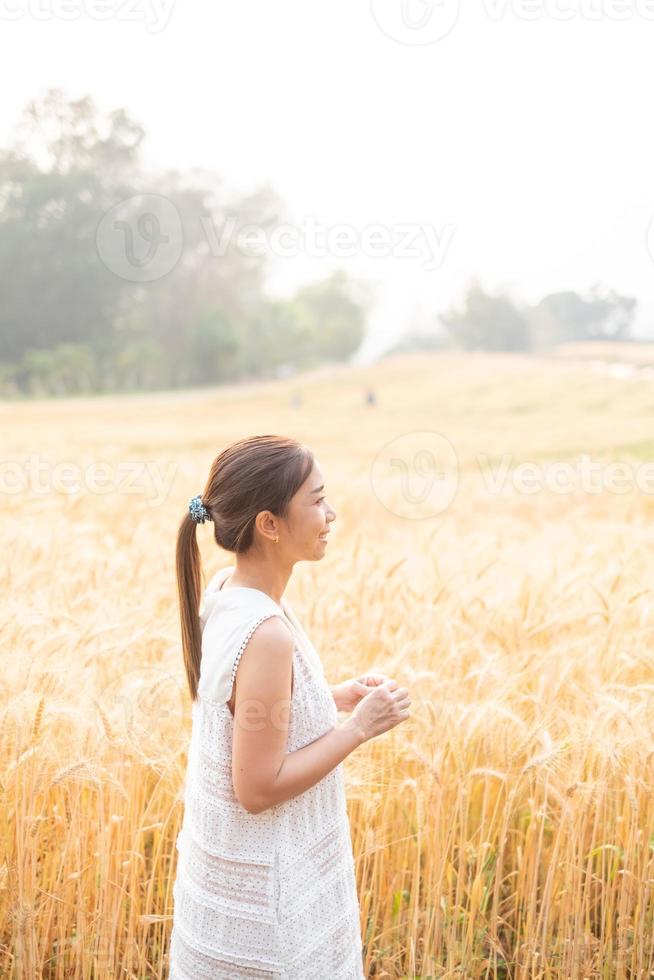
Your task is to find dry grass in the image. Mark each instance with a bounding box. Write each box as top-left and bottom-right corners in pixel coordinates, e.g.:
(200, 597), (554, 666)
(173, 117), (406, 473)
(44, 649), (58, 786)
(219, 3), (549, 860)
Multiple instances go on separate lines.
(3, 350), (654, 978)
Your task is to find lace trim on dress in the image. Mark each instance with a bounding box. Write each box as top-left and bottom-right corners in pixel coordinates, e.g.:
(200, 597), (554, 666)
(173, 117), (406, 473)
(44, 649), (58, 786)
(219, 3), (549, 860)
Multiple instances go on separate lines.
(227, 612), (291, 703)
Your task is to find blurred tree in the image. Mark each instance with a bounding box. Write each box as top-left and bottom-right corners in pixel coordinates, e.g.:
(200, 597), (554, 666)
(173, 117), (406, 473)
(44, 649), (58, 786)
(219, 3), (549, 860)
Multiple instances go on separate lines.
(441, 280), (530, 351)
(0, 89), (143, 362)
(135, 172), (285, 386)
(182, 307), (241, 385)
(527, 285), (636, 349)
(115, 337), (169, 391)
(236, 270), (366, 378)
(384, 325), (449, 356)
(290, 269), (366, 361)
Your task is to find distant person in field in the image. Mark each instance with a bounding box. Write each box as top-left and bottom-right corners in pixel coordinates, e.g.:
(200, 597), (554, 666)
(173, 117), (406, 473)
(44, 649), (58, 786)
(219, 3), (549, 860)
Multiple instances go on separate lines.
(365, 387), (377, 406)
(171, 434), (411, 978)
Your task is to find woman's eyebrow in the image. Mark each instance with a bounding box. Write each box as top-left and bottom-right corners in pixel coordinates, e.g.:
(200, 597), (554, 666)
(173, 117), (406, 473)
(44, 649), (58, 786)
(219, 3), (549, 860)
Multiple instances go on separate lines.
(310, 485), (325, 495)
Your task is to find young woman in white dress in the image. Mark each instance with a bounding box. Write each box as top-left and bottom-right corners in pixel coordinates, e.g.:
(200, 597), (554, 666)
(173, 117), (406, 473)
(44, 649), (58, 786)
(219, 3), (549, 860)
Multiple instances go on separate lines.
(170, 434), (411, 979)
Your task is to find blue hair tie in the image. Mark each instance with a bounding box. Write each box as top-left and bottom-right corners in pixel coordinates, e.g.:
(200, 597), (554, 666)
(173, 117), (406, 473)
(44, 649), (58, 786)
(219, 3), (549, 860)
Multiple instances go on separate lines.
(188, 494), (211, 524)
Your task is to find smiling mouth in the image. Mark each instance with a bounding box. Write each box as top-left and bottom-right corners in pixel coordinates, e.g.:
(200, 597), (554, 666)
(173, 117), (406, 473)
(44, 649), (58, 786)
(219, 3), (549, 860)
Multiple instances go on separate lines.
(318, 533), (330, 540)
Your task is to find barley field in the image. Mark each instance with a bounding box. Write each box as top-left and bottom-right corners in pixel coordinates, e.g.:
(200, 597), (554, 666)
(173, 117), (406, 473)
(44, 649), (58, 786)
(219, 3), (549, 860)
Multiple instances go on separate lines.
(3, 350), (654, 978)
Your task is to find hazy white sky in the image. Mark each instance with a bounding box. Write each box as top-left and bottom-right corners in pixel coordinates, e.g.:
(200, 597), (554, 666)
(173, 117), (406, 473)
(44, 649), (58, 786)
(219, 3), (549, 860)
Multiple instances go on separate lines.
(2, 0), (654, 358)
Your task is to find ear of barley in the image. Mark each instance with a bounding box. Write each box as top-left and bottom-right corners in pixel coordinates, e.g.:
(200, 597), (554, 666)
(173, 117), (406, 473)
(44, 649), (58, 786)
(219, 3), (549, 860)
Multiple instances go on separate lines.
(31, 697), (45, 743)
(50, 760), (89, 788)
(92, 698), (115, 740)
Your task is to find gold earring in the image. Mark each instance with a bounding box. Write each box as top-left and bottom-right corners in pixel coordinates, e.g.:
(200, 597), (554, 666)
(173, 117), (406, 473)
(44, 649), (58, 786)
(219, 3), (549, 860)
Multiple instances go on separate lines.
(274, 535), (279, 543)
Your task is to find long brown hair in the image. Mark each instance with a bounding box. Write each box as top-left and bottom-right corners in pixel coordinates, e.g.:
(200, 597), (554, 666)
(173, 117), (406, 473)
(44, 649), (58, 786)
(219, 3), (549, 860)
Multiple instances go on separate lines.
(175, 435), (314, 702)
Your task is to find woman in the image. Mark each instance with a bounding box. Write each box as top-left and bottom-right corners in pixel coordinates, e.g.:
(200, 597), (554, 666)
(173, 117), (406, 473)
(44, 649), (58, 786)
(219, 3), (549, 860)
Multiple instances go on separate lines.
(169, 434), (411, 979)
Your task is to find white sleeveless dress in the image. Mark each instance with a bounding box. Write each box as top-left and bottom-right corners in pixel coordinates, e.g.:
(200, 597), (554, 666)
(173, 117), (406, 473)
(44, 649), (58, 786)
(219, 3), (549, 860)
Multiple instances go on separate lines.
(169, 566), (365, 979)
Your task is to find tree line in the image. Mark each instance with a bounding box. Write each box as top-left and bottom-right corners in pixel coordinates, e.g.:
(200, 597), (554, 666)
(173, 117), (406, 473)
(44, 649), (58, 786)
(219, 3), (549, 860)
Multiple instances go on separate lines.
(392, 279), (637, 355)
(0, 90), (639, 397)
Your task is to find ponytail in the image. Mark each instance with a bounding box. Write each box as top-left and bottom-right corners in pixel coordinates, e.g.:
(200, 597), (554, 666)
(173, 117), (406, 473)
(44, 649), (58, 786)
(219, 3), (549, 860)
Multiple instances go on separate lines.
(175, 512), (204, 702)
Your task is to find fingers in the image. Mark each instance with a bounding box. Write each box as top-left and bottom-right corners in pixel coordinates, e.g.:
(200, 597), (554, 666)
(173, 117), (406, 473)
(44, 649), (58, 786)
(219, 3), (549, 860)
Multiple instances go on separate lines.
(356, 675), (373, 688)
(363, 673), (395, 689)
(359, 674), (405, 695)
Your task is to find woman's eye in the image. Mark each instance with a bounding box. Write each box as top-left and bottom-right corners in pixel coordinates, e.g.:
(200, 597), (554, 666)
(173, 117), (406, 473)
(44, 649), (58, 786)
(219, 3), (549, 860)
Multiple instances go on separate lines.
(316, 497), (325, 504)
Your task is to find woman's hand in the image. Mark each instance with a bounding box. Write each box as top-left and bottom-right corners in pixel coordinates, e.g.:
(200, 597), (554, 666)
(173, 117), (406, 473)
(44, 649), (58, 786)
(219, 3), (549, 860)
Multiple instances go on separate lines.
(330, 672), (398, 712)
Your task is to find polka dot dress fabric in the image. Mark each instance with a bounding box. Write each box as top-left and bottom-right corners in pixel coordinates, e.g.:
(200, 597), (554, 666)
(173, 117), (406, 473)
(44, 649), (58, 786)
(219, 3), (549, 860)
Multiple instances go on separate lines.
(169, 569), (365, 978)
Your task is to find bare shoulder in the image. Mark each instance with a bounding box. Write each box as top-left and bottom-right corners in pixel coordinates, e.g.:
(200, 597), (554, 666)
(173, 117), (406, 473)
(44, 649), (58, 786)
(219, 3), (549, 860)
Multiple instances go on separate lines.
(236, 615), (294, 683)
(246, 614), (293, 653)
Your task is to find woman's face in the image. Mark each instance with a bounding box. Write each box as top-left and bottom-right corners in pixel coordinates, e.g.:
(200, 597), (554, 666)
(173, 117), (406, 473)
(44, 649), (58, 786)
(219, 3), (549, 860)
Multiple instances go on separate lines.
(286, 460), (336, 560)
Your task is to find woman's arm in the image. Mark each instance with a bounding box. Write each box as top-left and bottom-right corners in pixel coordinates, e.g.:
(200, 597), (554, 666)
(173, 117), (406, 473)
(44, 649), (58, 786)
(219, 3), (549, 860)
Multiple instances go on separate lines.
(252, 714), (364, 814)
(231, 618), (365, 815)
